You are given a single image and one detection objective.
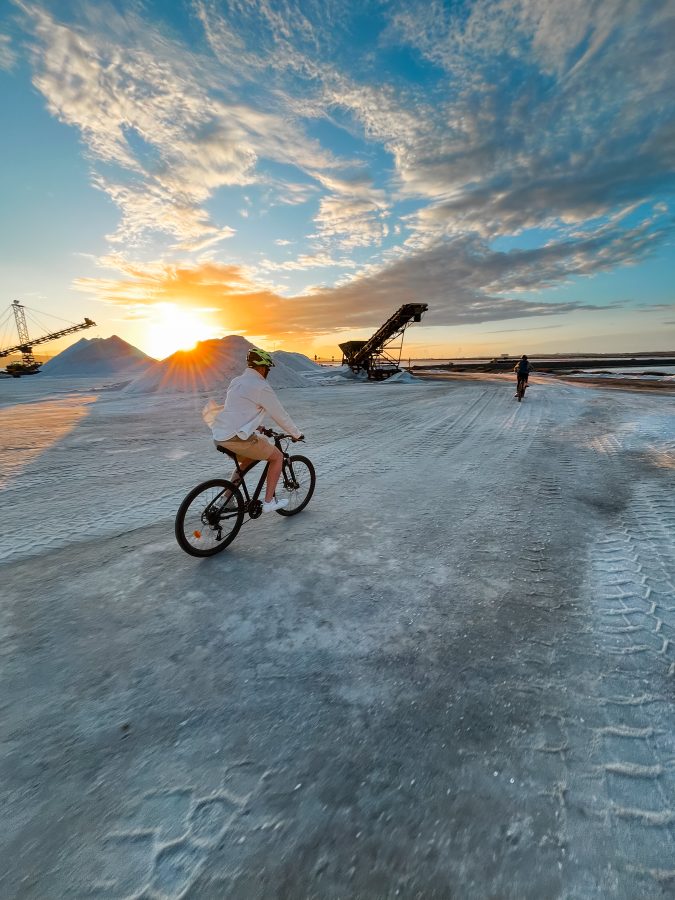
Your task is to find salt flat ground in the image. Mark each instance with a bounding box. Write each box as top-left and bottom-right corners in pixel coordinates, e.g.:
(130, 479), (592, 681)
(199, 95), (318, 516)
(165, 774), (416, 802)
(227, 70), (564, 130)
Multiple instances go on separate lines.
(1, 375), (674, 899)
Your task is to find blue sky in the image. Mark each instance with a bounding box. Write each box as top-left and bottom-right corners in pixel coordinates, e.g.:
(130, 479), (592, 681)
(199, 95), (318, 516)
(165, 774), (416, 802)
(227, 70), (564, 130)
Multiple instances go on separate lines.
(1, 0), (674, 359)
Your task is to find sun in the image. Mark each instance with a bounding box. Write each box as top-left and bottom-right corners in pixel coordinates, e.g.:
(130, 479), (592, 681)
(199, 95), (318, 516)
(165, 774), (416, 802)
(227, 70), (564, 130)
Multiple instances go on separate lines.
(146, 304), (220, 359)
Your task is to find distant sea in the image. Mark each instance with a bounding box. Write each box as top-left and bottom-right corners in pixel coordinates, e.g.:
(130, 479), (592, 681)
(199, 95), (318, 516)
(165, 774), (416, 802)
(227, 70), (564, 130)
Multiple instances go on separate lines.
(317, 357), (493, 367)
(315, 357), (675, 381)
(406, 358), (493, 366)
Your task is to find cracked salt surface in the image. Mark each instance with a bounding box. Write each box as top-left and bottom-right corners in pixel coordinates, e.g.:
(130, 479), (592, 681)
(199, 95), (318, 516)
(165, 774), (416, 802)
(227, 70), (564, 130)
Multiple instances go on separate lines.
(1, 373), (674, 897)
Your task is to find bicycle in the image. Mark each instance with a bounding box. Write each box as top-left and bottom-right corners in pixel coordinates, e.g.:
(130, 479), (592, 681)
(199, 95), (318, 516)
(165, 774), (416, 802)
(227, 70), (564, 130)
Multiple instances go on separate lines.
(516, 375), (527, 402)
(175, 429), (316, 557)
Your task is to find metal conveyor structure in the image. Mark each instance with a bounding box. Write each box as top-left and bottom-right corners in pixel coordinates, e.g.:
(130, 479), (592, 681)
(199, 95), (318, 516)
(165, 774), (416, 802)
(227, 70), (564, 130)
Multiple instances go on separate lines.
(0, 300), (96, 376)
(339, 303), (428, 380)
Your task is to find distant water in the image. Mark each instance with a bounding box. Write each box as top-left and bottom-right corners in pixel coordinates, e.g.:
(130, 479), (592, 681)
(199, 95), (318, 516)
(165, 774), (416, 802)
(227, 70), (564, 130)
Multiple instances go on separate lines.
(406, 358), (493, 366)
(315, 358), (675, 378)
(317, 358), (492, 367)
(578, 365), (675, 375)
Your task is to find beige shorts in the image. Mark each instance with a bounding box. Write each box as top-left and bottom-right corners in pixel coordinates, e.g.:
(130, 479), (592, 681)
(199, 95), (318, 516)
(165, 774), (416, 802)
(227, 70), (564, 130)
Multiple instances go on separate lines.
(215, 433), (275, 462)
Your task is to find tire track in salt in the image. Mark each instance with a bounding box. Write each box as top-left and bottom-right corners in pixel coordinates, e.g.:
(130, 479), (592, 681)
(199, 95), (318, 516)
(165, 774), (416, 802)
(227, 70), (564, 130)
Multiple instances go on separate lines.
(81, 765), (275, 898)
(310, 383), (504, 509)
(564, 412), (675, 891)
(462, 385), (675, 895)
(451, 382), (591, 875)
(341, 382), (543, 512)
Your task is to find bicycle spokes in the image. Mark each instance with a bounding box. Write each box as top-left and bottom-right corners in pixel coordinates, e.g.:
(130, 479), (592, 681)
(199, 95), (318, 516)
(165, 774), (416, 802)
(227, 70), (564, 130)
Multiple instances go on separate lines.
(175, 479), (245, 557)
(275, 455), (316, 516)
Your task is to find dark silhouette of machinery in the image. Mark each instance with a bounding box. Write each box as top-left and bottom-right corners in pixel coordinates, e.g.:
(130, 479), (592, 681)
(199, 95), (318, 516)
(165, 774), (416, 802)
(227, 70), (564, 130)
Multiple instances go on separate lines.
(0, 300), (96, 376)
(339, 303), (428, 379)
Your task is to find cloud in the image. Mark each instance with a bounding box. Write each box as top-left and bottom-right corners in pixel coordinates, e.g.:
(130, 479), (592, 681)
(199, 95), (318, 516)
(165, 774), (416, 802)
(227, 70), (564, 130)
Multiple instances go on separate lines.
(0, 33), (18, 71)
(16, 1), (339, 251)
(14, 0), (675, 337)
(74, 258), (306, 339)
(314, 194), (389, 248)
(93, 176), (236, 250)
(18, 3), (252, 248)
(298, 215), (674, 331)
(304, 237), (592, 331)
(366, 0), (675, 239)
(271, 181), (317, 206)
(194, 0), (337, 82)
(25, 0), (673, 252)
(484, 324), (563, 334)
(262, 252), (357, 271)
(311, 171), (390, 247)
(636, 302), (675, 313)
(193, 3), (398, 247)
(74, 216), (662, 341)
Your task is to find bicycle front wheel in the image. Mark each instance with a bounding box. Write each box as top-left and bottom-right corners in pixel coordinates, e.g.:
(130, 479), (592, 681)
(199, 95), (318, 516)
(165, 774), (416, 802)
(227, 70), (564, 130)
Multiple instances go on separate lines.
(276, 455), (316, 516)
(175, 479), (244, 557)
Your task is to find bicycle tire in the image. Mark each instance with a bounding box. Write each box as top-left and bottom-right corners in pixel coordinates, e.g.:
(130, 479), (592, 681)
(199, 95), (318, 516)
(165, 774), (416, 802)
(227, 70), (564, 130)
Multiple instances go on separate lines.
(175, 479), (244, 557)
(276, 455), (316, 516)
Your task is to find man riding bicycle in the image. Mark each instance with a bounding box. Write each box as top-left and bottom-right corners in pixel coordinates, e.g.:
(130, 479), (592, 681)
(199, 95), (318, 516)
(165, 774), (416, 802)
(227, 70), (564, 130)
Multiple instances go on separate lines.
(514, 354), (531, 397)
(210, 348), (304, 513)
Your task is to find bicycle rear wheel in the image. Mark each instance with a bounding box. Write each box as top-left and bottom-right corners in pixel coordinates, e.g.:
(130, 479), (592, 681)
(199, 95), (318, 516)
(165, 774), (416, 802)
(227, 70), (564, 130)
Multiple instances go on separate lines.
(175, 479), (244, 557)
(276, 455), (316, 516)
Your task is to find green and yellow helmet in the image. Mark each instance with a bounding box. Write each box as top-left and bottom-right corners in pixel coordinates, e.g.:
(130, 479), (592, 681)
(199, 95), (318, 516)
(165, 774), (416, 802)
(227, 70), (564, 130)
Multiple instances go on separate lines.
(247, 347), (275, 368)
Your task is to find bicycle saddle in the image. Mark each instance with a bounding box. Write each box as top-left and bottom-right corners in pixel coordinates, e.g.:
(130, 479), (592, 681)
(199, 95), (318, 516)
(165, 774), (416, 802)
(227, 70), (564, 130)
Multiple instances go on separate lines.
(216, 445), (239, 461)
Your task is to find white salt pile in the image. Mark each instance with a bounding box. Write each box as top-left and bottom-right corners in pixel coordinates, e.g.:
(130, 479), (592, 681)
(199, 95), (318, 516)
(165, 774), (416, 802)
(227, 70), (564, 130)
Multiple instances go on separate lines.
(382, 370), (417, 383)
(272, 350), (357, 384)
(124, 335), (311, 394)
(42, 336), (153, 377)
(272, 350), (323, 373)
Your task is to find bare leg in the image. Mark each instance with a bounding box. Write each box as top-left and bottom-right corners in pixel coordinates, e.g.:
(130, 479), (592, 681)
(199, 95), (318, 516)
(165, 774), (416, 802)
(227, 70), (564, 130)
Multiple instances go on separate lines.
(264, 447), (283, 503)
(221, 458), (255, 504)
(230, 458), (255, 487)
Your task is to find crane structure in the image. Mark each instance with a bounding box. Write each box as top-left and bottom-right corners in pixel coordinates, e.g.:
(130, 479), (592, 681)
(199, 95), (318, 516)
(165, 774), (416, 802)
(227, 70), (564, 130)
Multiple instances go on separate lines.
(0, 300), (96, 377)
(339, 303), (429, 380)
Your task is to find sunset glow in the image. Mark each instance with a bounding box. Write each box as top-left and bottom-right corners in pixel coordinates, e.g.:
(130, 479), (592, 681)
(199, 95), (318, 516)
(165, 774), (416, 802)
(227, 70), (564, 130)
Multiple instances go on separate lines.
(1, 1), (673, 356)
(145, 305), (220, 361)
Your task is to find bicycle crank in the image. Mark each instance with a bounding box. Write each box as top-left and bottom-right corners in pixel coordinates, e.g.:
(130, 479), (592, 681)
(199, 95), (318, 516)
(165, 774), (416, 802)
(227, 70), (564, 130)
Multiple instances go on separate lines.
(248, 499), (263, 519)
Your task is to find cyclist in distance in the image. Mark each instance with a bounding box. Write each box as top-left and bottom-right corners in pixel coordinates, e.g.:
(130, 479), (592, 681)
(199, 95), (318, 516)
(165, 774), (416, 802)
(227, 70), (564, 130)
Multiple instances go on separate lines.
(514, 354), (531, 397)
(210, 348), (304, 513)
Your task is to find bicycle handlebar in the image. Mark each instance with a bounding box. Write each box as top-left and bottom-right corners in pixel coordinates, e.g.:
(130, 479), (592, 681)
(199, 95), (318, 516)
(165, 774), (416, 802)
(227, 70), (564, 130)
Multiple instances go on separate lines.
(259, 427), (304, 442)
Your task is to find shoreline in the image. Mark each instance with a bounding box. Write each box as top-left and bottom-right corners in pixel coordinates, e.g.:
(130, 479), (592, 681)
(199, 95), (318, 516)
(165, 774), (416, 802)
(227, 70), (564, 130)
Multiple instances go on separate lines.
(413, 370), (675, 393)
(409, 355), (675, 372)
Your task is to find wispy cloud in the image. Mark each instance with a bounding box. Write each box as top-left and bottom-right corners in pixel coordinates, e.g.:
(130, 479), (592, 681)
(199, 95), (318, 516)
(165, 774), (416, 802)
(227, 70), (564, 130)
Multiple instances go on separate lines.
(76, 224), (648, 341)
(13, 0), (675, 337)
(17, 1), (339, 250)
(0, 33), (17, 71)
(484, 324), (563, 334)
(379, 0), (675, 238)
(263, 252), (357, 271)
(312, 171), (389, 247)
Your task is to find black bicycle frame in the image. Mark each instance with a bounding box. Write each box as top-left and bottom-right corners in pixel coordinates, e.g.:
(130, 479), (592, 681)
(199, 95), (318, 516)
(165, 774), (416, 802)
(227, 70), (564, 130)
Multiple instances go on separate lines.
(230, 457), (268, 511)
(224, 435), (292, 513)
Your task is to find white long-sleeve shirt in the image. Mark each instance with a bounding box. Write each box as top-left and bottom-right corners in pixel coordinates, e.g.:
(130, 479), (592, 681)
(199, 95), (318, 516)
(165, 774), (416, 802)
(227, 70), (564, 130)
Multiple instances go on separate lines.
(211, 368), (302, 441)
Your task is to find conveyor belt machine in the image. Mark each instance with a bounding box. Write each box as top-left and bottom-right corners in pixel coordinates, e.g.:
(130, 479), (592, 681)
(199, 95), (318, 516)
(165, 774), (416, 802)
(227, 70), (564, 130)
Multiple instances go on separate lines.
(339, 303), (428, 380)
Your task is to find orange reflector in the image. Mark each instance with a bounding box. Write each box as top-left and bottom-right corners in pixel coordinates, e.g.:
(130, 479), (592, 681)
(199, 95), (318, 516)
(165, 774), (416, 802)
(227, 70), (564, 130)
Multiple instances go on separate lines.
(193, 530), (202, 539)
